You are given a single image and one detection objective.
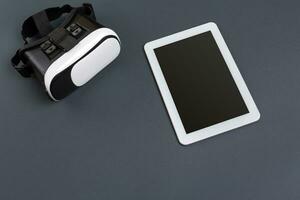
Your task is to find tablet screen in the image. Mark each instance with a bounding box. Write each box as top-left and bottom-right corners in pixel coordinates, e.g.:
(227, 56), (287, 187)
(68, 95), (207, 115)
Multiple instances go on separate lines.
(154, 31), (249, 133)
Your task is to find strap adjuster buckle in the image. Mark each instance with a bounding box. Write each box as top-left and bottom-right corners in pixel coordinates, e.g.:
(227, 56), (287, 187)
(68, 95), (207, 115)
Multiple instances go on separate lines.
(48, 27), (78, 51)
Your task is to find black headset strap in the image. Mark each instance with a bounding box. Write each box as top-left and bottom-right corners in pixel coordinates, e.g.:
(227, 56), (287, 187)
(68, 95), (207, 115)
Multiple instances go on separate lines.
(12, 3), (96, 77)
(22, 4), (95, 42)
(21, 5), (73, 41)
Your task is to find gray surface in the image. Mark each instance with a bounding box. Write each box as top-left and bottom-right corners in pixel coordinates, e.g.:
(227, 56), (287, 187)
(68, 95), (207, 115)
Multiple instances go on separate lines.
(0, 0), (299, 199)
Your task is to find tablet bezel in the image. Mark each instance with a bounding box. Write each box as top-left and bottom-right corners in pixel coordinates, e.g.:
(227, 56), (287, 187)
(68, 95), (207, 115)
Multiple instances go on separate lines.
(144, 22), (260, 145)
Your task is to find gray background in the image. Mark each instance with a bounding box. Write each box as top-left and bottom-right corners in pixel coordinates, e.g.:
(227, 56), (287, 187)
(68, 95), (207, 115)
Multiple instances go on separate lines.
(0, 0), (299, 199)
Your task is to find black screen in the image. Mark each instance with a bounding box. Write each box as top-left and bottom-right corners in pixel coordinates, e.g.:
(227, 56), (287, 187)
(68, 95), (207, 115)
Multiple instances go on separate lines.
(154, 31), (249, 133)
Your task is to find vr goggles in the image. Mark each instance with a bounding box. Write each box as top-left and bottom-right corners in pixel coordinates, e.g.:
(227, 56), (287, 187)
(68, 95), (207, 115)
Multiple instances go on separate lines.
(11, 4), (121, 101)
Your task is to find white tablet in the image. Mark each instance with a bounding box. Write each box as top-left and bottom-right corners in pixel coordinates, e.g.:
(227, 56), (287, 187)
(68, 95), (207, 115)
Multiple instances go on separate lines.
(144, 22), (260, 145)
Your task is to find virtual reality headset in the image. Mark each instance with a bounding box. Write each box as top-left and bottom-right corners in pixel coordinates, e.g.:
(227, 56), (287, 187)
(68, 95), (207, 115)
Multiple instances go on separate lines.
(11, 4), (121, 101)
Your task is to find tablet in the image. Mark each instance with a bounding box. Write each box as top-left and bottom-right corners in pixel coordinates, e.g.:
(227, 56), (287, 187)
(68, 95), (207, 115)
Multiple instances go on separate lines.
(144, 22), (260, 145)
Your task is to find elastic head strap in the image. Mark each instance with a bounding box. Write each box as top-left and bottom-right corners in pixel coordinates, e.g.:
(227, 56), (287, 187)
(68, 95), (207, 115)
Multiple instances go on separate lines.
(21, 4), (95, 42)
(21, 5), (73, 42)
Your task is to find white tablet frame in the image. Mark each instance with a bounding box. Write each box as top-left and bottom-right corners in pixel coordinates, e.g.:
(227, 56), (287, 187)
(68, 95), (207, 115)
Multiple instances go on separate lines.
(144, 22), (260, 145)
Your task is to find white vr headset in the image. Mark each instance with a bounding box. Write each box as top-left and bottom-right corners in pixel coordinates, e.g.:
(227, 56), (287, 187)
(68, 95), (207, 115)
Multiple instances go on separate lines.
(11, 4), (121, 101)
